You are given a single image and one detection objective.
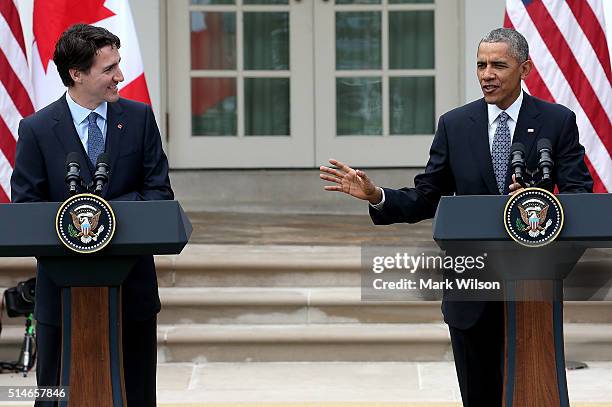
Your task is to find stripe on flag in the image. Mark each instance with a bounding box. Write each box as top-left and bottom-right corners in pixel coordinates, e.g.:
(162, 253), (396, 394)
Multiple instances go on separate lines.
(505, 0), (612, 193)
(0, 49), (35, 118)
(0, 142), (12, 201)
(0, 0), (26, 55)
(0, 0), (34, 202)
(0, 116), (16, 166)
(565, 0), (612, 83)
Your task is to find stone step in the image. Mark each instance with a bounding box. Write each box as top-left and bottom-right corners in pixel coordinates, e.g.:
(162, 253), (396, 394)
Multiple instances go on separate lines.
(0, 246), (362, 289)
(2, 286), (608, 332)
(157, 323), (452, 363)
(157, 287), (612, 325)
(3, 246), (611, 290)
(1, 287), (611, 327)
(155, 245), (361, 288)
(0, 323), (610, 364)
(158, 287), (443, 325)
(155, 322), (612, 363)
(0, 326), (29, 363)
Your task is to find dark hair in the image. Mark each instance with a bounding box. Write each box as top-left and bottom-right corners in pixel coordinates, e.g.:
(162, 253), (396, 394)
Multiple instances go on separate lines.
(479, 28), (529, 63)
(53, 24), (121, 87)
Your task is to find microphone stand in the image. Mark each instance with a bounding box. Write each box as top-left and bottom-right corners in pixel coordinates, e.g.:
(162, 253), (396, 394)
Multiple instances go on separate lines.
(17, 314), (35, 376)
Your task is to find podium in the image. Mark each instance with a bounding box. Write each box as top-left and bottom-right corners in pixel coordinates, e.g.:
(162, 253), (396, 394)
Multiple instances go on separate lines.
(433, 193), (612, 407)
(0, 200), (192, 406)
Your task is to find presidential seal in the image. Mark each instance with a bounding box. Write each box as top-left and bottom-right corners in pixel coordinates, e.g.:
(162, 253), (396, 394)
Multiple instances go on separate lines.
(504, 188), (564, 248)
(56, 193), (116, 254)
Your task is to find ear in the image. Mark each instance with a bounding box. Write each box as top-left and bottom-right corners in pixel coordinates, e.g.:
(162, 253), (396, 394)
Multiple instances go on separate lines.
(69, 68), (82, 84)
(520, 59), (532, 80)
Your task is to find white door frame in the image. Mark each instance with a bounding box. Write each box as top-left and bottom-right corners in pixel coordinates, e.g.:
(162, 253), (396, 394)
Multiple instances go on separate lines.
(166, 0), (461, 169)
(167, 0), (315, 168)
(313, 0), (460, 168)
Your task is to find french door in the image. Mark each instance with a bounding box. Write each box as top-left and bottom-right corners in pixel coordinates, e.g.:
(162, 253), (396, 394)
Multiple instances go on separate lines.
(167, 0), (459, 168)
(168, 0), (314, 168)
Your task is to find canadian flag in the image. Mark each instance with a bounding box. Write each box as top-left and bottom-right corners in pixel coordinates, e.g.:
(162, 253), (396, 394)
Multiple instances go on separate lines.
(31, 0), (150, 109)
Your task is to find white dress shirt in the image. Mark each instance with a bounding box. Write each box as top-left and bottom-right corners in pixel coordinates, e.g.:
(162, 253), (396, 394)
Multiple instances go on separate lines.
(487, 90), (523, 153)
(65, 92), (108, 155)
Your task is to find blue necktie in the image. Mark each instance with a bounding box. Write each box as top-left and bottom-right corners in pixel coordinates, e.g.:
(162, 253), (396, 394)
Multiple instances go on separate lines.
(87, 112), (105, 166)
(491, 111), (511, 194)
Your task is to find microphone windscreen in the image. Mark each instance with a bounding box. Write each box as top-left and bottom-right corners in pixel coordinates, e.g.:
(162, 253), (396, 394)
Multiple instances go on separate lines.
(537, 138), (552, 152)
(511, 142), (526, 155)
(66, 152), (80, 166)
(96, 152), (110, 166)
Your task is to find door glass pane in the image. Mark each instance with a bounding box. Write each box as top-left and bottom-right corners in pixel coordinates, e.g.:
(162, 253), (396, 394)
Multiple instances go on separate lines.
(191, 0), (235, 5)
(389, 0), (433, 3)
(191, 12), (236, 70)
(336, 77), (382, 135)
(389, 11), (434, 69)
(192, 78), (237, 136)
(245, 78), (290, 136)
(336, 12), (381, 70)
(389, 76), (434, 134)
(244, 0), (288, 4)
(244, 13), (289, 70)
(389, 10), (435, 69)
(336, 0), (381, 4)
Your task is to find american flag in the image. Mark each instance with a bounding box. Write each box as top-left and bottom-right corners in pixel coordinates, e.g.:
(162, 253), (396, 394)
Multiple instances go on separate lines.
(505, 0), (612, 192)
(0, 0), (34, 202)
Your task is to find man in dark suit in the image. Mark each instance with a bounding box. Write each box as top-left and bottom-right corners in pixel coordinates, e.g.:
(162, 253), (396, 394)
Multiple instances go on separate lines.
(320, 28), (592, 406)
(11, 24), (172, 407)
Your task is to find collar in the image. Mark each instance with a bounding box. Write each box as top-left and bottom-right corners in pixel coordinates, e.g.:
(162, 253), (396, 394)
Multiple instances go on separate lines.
(487, 89), (523, 125)
(65, 91), (108, 124)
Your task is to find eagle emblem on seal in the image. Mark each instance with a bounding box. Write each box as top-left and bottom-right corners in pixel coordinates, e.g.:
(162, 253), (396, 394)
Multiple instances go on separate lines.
(503, 188), (564, 248)
(517, 200), (553, 238)
(69, 207), (105, 244)
(56, 194), (116, 254)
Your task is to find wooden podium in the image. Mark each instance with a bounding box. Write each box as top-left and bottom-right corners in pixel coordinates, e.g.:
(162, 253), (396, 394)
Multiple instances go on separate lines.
(433, 193), (612, 407)
(0, 200), (191, 406)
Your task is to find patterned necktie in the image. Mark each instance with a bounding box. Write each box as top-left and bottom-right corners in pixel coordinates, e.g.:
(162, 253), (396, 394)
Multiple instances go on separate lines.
(491, 111), (511, 194)
(87, 112), (105, 166)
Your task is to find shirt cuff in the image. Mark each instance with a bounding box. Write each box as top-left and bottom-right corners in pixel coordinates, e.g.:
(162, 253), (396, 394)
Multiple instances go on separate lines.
(369, 187), (385, 210)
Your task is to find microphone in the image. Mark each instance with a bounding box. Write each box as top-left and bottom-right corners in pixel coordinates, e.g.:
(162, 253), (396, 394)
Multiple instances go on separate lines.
(510, 142), (527, 187)
(65, 152), (81, 195)
(93, 153), (111, 195)
(537, 138), (554, 181)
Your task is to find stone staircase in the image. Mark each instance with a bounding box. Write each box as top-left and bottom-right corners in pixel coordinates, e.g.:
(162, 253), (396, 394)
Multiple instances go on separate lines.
(1, 234), (612, 364)
(155, 244), (612, 363)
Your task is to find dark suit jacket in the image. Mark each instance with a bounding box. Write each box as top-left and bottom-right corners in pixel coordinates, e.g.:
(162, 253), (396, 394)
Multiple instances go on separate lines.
(11, 94), (174, 325)
(370, 94), (593, 329)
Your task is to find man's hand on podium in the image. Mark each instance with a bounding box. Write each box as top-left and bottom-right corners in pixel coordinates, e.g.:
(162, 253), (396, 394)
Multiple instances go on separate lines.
(509, 174), (525, 195)
(320, 159), (383, 205)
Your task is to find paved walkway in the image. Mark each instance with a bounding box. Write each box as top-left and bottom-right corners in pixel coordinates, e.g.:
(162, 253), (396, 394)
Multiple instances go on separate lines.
(156, 361), (612, 404)
(0, 362), (611, 405)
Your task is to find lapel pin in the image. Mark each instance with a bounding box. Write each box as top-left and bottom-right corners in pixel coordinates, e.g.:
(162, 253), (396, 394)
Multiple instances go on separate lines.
(117, 123), (123, 129)
(527, 128), (534, 133)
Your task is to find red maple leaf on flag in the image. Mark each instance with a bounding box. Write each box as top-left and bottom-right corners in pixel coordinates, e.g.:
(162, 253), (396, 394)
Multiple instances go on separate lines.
(33, 0), (115, 72)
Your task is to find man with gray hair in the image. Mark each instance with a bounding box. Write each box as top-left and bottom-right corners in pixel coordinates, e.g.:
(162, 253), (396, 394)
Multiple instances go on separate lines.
(321, 27), (592, 406)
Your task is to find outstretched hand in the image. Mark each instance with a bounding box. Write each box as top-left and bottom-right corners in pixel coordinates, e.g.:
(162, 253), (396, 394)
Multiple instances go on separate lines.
(319, 159), (382, 204)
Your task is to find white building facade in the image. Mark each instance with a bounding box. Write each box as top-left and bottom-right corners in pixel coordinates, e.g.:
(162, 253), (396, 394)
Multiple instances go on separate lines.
(132, 0), (507, 170)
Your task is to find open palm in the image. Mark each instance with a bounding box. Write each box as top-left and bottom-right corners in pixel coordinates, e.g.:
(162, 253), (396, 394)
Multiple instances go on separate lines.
(319, 159), (380, 203)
